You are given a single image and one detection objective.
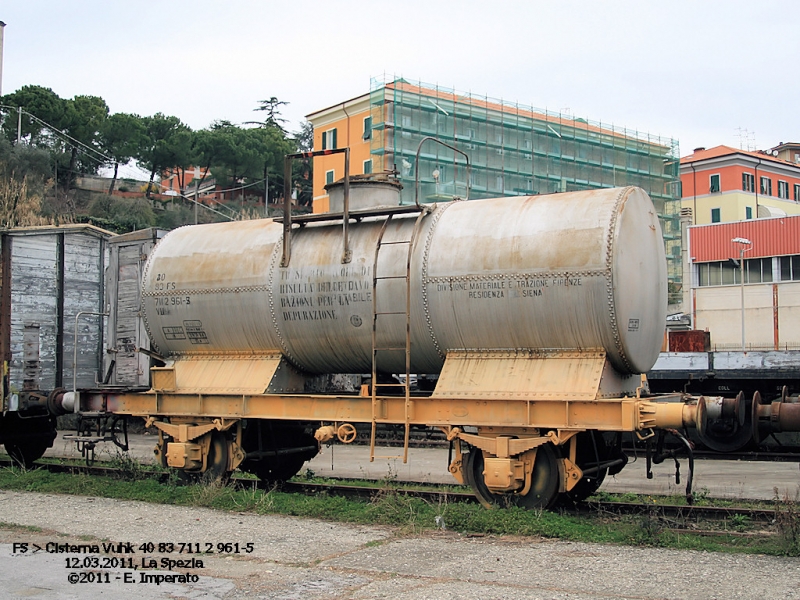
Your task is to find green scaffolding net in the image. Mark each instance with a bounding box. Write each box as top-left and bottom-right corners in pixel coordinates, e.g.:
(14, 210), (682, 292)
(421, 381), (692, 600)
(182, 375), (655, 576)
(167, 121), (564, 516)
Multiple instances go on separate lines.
(368, 75), (682, 305)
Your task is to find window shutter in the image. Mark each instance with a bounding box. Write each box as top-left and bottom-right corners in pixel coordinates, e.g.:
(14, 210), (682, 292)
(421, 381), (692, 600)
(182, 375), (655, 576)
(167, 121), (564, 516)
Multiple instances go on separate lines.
(332, 129), (338, 150)
(322, 131), (327, 150)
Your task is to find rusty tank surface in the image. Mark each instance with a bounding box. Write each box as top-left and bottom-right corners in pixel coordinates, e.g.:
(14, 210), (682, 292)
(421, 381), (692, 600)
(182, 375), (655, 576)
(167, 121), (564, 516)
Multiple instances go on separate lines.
(142, 186), (665, 376)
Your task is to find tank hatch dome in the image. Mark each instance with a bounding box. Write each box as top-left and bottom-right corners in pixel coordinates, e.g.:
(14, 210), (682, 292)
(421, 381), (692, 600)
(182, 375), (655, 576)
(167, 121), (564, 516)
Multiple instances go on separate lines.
(325, 174), (403, 212)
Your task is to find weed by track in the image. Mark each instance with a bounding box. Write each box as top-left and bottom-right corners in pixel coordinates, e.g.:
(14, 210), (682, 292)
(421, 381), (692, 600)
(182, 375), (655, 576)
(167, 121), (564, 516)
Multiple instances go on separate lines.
(1, 459), (799, 556)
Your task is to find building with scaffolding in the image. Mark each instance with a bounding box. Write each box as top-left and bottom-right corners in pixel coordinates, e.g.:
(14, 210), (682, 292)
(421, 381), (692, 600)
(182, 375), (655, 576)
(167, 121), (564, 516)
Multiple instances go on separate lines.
(307, 77), (682, 304)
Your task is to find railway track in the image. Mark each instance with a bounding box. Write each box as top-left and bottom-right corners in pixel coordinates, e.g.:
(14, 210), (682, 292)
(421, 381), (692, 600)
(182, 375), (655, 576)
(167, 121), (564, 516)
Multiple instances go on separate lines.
(0, 458), (779, 527)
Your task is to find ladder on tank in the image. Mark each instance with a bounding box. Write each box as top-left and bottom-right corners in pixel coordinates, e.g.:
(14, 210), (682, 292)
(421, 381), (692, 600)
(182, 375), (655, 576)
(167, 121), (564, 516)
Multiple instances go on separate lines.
(370, 210), (428, 463)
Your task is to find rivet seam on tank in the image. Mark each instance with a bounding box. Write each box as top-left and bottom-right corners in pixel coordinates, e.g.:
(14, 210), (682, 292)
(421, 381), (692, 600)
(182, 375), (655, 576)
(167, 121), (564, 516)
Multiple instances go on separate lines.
(142, 285), (270, 297)
(180, 352), (282, 360)
(425, 270), (604, 283)
(139, 233), (164, 357)
(421, 201), (455, 361)
(266, 236), (297, 364)
(606, 187), (632, 373)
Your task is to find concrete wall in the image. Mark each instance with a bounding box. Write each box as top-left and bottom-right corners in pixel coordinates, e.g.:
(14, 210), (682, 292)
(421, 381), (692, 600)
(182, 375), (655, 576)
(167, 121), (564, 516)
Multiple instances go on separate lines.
(694, 281), (800, 350)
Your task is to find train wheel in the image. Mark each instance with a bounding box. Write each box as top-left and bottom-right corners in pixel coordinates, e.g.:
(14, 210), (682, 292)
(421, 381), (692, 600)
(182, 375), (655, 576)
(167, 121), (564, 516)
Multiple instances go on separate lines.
(246, 431), (318, 484)
(555, 431), (611, 505)
(240, 422), (319, 484)
(166, 430), (231, 485)
(5, 441), (50, 469)
(1, 413), (57, 469)
(251, 455), (307, 483)
(463, 443), (559, 510)
(201, 430), (231, 484)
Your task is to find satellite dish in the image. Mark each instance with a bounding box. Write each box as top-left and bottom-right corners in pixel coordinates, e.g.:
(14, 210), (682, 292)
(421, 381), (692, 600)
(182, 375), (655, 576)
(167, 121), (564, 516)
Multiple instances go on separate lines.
(773, 150), (779, 156)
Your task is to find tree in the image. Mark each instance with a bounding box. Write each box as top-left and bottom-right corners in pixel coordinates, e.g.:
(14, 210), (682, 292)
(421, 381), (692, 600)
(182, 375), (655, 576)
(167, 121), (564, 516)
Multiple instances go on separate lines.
(100, 113), (146, 194)
(0, 138), (51, 227)
(0, 136), (52, 185)
(190, 121), (237, 195)
(61, 95), (109, 180)
(248, 97), (288, 133)
(295, 120), (313, 152)
(292, 121), (314, 208)
(206, 124), (293, 203)
(0, 85), (68, 145)
(135, 113), (192, 197)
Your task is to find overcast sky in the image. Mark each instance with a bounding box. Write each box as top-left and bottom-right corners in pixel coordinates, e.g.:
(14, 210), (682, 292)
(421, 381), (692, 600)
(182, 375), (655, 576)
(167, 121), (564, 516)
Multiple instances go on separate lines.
(2, 0), (797, 159)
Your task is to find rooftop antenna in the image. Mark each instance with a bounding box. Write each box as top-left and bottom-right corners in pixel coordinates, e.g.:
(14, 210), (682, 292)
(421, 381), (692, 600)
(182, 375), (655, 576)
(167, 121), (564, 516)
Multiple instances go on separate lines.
(735, 127), (757, 151)
(734, 127), (747, 150)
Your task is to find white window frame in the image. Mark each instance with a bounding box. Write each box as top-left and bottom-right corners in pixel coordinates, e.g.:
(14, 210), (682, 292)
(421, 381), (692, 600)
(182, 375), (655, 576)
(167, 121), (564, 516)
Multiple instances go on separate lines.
(363, 159), (372, 175)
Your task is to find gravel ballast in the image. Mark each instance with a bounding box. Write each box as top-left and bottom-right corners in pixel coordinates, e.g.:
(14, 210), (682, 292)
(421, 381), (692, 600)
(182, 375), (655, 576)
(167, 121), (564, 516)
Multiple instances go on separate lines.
(2, 490), (800, 599)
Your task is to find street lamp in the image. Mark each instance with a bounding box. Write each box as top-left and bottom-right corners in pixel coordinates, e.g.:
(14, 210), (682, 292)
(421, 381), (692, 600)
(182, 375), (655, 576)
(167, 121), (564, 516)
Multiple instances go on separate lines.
(731, 237), (752, 351)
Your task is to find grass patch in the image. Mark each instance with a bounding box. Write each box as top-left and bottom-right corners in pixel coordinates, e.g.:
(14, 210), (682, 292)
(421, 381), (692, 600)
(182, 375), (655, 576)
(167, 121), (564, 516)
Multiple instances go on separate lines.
(0, 464), (795, 556)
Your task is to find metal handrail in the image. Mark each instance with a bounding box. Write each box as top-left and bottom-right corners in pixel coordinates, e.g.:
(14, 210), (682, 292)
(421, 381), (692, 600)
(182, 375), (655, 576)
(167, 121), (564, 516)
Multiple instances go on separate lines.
(282, 148), (351, 266)
(414, 136), (472, 207)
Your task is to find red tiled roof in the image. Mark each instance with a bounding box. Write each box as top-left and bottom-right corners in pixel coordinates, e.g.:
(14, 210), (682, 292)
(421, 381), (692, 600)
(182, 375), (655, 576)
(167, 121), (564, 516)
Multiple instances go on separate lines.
(681, 145), (797, 167)
(387, 81), (639, 143)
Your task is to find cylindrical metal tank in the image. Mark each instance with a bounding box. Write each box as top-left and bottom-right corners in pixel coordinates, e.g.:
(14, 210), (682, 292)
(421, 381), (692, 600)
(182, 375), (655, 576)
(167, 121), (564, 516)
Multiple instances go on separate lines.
(141, 186), (666, 375)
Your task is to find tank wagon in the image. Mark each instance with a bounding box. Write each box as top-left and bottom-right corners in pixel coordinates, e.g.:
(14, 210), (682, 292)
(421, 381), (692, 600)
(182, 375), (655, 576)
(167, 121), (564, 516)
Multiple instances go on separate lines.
(73, 181), (644, 505)
(72, 166), (800, 508)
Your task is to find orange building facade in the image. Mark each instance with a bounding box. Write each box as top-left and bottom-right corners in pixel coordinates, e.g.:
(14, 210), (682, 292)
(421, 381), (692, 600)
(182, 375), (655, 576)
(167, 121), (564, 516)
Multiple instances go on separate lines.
(305, 94), (373, 213)
(680, 146), (800, 225)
